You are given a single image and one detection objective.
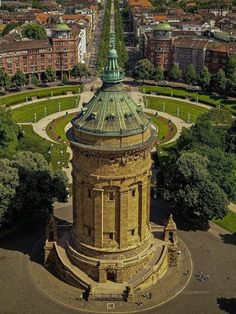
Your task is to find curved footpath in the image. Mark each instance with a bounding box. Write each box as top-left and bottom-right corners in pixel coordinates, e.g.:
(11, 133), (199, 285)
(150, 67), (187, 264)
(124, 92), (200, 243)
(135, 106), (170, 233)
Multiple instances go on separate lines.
(9, 89), (210, 181)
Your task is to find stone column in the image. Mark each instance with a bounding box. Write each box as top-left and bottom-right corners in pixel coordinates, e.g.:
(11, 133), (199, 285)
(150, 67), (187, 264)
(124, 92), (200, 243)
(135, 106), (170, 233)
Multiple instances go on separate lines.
(93, 188), (104, 247)
(75, 178), (84, 239)
(138, 181), (148, 241)
(119, 189), (129, 249)
(146, 177), (151, 229)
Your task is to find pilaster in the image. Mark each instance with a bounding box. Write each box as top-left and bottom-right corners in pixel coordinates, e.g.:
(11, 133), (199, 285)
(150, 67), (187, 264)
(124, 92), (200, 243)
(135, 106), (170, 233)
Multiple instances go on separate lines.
(138, 181), (148, 241)
(119, 189), (129, 249)
(93, 188), (104, 247)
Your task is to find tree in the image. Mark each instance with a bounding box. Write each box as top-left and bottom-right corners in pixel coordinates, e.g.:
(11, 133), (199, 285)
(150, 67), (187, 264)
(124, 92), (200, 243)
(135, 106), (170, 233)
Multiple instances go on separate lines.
(0, 159), (19, 227)
(70, 63), (90, 83)
(198, 66), (211, 90)
(226, 119), (236, 154)
(226, 75), (236, 96)
(10, 152), (68, 219)
(22, 23), (47, 40)
(134, 59), (154, 81)
(12, 70), (27, 88)
(0, 68), (11, 89)
(2, 22), (20, 36)
(0, 107), (18, 157)
(193, 146), (236, 202)
(153, 66), (164, 83)
(44, 66), (56, 84)
(210, 69), (227, 97)
(164, 152), (228, 230)
(52, 170), (68, 202)
(169, 64), (182, 81)
(225, 55), (236, 79)
(62, 73), (69, 84)
(184, 64), (197, 85)
(175, 114), (226, 151)
(31, 74), (39, 86)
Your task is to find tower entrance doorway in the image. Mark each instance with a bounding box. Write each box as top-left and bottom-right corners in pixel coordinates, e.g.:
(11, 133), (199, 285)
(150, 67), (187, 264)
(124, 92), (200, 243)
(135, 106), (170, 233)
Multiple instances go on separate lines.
(106, 269), (116, 282)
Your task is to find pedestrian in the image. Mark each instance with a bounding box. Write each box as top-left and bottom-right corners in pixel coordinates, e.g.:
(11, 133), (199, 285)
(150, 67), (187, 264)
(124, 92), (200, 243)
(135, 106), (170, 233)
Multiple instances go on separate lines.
(199, 271), (203, 281)
(206, 274), (209, 280)
(149, 292), (152, 299)
(155, 111), (158, 116)
(186, 269), (189, 275)
(140, 299), (143, 306)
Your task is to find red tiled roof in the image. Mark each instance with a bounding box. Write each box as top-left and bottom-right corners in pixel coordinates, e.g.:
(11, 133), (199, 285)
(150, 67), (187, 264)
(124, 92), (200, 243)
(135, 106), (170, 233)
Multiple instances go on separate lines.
(174, 38), (209, 49)
(0, 39), (51, 53)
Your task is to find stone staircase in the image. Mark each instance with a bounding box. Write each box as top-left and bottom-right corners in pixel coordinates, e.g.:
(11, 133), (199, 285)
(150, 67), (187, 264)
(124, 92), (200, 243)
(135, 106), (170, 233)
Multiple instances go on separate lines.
(128, 244), (164, 287)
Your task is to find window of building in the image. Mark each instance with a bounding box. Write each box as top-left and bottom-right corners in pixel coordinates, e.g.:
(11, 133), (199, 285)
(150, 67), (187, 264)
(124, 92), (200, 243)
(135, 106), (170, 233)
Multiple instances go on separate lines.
(88, 228), (91, 237)
(109, 233), (113, 240)
(131, 229), (135, 235)
(88, 189), (91, 198)
(109, 192), (114, 201)
(131, 189), (136, 197)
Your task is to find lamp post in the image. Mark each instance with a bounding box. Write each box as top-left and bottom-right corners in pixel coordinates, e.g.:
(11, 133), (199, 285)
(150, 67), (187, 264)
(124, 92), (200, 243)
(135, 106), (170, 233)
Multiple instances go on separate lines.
(177, 107), (180, 118)
(44, 107), (47, 117)
(163, 102), (165, 112)
(58, 102), (61, 112)
(75, 98), (78, 108)
(34, 113), (37, 123)
(187, 113), (191, 124)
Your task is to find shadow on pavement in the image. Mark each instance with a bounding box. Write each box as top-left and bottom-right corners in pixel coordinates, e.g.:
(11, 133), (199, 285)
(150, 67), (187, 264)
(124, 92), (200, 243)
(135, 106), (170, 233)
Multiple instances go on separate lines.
(217, 297), (236, 314)
(0, 214), (47, 263)
(150, 197), (170, 226)
(219, 233), (236, 246)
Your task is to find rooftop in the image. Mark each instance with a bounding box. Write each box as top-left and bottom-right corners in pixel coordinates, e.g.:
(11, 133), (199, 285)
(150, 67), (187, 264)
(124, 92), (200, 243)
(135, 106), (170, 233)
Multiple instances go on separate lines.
(72, 32), (151, 137)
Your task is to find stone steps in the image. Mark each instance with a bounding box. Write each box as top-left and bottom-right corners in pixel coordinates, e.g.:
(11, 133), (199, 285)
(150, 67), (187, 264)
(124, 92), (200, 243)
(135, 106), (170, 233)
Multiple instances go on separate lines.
(56, 243), (96, 288)
(128, 244), (164, 286)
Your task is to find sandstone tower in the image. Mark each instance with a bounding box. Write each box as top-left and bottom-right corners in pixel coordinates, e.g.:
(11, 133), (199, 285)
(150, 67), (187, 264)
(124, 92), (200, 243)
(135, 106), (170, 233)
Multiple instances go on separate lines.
(46, 33), (175, 298)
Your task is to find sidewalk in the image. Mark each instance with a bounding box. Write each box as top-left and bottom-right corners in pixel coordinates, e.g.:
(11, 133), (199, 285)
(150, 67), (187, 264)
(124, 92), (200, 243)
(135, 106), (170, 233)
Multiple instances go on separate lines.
(130, 91), (212, 110)
(11, 93), (80, 110)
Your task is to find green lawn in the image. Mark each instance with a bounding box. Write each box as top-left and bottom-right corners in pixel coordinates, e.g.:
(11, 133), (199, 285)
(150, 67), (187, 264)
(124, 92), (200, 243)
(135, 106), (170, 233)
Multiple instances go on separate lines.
(147, 114), (177, 143)
(0, 85), (82, 107)
(47, 113), (77, 142)
(18, 125), (69, 171)
(214, 210), (236, 233)
(142, 85), (236, 114)
(11, 96), (79, 123)
(146, 96), (208, 123)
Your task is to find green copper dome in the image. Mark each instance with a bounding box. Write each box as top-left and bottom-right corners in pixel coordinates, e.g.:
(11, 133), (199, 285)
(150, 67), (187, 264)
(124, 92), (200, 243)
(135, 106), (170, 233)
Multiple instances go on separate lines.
(72, 32), (152, 137)
(72, 84), (151, 136)
(156, 21), (172, 31)
(54, 18), (71, 32)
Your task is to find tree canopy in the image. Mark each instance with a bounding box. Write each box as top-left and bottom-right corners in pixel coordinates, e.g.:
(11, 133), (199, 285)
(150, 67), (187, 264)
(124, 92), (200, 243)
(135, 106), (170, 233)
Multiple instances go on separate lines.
(134, 59), (154, 81)
(169, 64), (182, 81)
(0, 107), (18, 157)
(70, 63), (90, 82)
(184, 64), (197, 85)
(12, 70), (27, 88)
(164, 152), (228, 230)
(44, 66), (56, 83)
(23, 23), (47, 39)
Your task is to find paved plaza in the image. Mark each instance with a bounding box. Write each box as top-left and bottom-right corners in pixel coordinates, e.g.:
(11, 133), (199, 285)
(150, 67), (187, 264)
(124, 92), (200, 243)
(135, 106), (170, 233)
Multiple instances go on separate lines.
(0, 200), (235, 314)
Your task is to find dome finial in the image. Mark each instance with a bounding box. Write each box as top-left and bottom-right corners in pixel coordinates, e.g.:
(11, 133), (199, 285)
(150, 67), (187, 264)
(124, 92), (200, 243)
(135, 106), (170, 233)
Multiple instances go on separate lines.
(101, 32), (124, 84)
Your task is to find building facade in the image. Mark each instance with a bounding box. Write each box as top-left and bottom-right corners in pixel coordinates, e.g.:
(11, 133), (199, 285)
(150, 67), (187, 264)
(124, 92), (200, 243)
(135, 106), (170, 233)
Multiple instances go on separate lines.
(0, 21), (79, 80)
(44, 33), (177, 299)
(146, 22), (173, 71)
